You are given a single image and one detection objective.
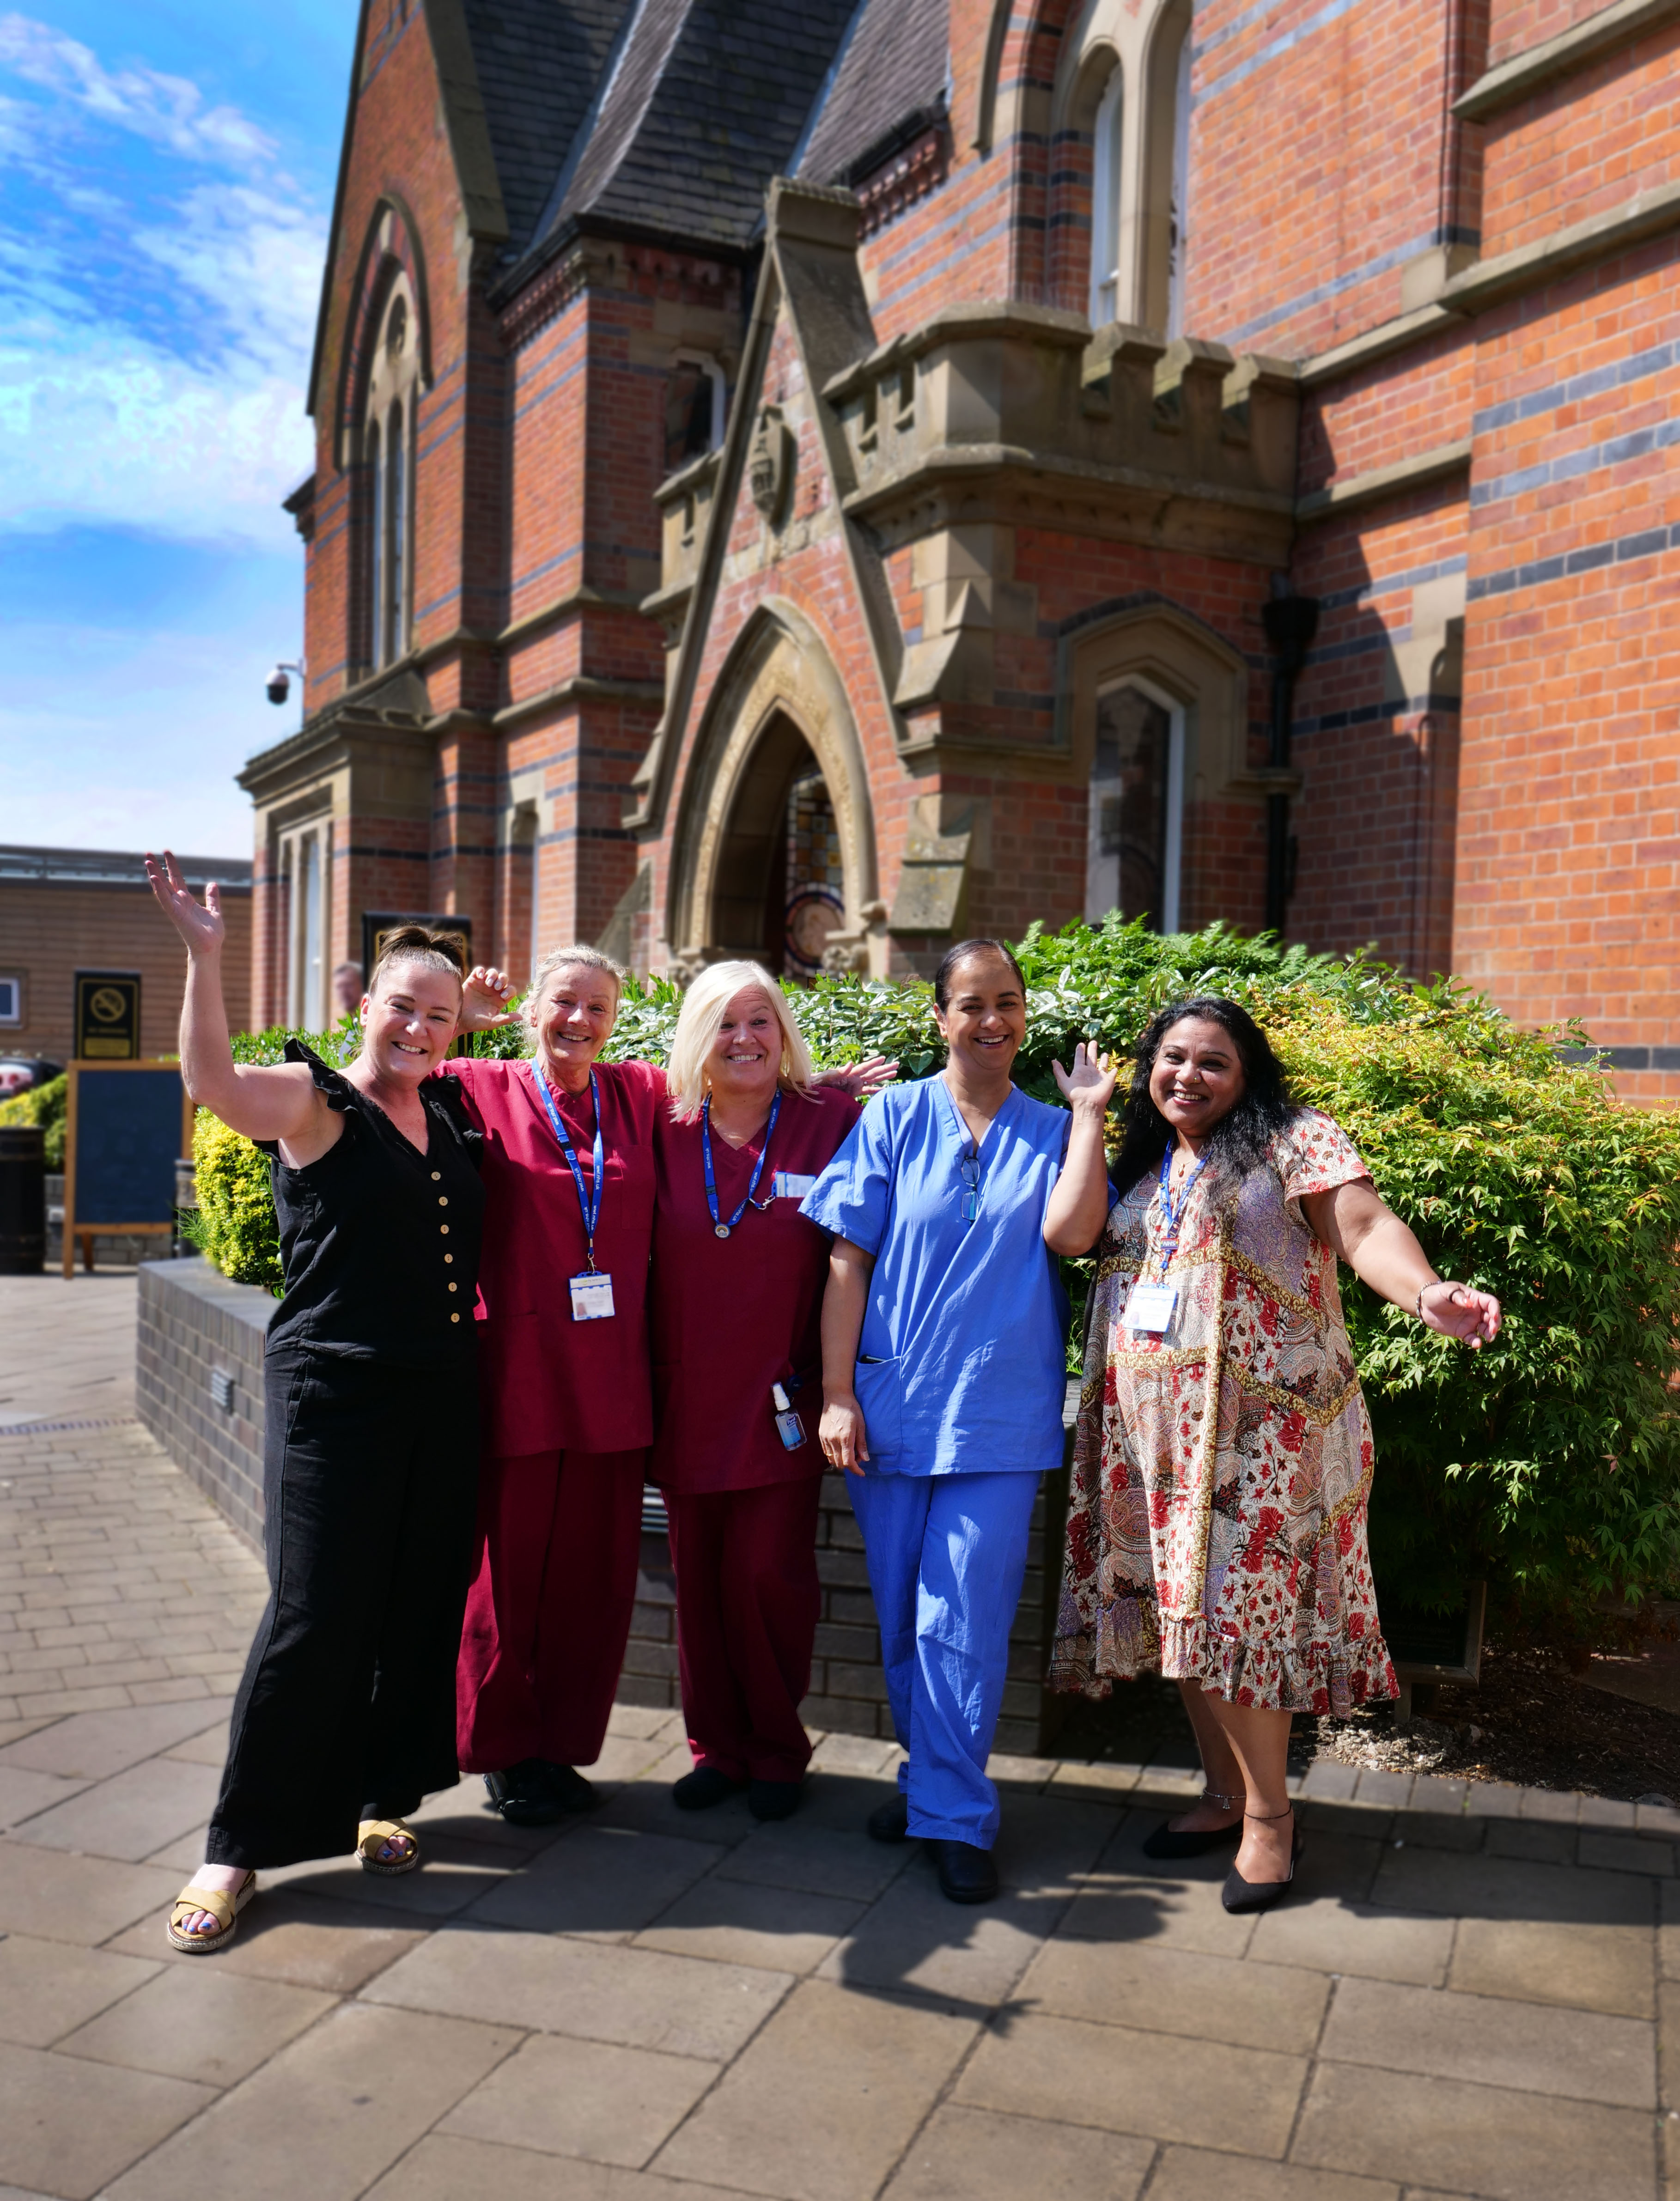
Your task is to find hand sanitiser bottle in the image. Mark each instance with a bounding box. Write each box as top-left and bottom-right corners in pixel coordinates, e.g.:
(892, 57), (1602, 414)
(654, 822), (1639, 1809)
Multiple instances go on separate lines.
(772, 1383), (806, 1450)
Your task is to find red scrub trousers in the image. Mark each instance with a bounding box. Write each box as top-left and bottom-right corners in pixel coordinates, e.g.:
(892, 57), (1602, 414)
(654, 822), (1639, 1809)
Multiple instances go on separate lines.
(456, 1445), (645, 1772)
(664, 1476), (823, 1784)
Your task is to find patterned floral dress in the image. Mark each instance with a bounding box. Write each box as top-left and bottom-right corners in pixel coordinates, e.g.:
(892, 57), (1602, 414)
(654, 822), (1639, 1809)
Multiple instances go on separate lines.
(1050, 1109), (1397, 1715)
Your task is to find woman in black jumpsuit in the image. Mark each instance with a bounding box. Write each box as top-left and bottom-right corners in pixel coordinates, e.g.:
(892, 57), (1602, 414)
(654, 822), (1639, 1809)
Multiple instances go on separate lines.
(146, 852), (484, 1951)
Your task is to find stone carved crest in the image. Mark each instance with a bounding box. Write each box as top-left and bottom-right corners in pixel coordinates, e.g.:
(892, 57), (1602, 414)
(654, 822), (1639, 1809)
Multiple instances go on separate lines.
(748, 405), (794, 527)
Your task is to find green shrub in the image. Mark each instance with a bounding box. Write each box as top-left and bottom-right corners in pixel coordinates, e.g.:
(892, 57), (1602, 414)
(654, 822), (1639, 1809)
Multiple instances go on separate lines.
(0, 1074), (67, 1168)
(184, 1109), (282, 1292)
(194, 917), (1680, 1630)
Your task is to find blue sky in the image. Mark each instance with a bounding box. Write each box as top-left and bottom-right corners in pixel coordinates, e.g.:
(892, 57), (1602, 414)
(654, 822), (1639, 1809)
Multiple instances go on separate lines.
(0, 0), (355, 855)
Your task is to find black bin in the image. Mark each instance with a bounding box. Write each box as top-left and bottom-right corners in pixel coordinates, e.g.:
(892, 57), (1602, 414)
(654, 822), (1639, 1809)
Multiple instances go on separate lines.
(0, 1125), (46, 1275)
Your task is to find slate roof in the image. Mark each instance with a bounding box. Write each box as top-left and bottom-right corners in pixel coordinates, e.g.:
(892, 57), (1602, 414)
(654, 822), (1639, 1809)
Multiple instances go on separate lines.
(460, 0), (631, 258)
(796, 0), (950, 188)
(460, 0), (950, 289)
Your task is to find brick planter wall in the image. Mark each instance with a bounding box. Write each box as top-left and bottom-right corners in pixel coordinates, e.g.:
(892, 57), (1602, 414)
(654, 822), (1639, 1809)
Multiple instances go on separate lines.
(136, 1257), (1075, 1754)
(137, 1256), (273, 1549)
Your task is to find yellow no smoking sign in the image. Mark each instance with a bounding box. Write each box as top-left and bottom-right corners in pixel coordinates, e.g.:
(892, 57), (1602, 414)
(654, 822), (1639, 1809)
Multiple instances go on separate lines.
(74, 971), (141, 1059)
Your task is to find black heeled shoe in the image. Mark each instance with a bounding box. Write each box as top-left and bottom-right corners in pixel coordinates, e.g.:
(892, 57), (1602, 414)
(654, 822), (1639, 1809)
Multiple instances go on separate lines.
(1221, 1807), (1303, 1913)
(1141, 1788), (1245, 1861)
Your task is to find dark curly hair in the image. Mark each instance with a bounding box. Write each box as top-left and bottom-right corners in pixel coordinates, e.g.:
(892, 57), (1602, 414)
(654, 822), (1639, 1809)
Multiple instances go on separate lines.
(1110, 995), (1298, 1197)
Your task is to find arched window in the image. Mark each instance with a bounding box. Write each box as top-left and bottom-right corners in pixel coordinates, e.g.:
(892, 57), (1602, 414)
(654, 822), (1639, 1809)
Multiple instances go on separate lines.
(1089, 66), (1124, 329)
(1086, 679), (1184, 930)
(1057, 0), (1193, 334)
(362, 283), (418, 672)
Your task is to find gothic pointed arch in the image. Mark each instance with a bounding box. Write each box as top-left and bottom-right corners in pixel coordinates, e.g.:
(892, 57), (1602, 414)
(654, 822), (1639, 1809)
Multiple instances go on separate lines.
(331, 194), (435, 474)
(666, 600), (879, 967)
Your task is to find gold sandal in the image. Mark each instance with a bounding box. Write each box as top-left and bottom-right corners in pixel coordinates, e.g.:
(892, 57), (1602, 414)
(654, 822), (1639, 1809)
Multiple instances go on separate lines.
(166, 1872), (256, 1954)
(357, 1818), (421, 1876)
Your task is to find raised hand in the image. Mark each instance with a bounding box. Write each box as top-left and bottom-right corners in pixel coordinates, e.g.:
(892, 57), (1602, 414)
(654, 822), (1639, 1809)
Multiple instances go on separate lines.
(461, 965), (519, 1032)
(1052, 1040), (1118, 1112)
(1418, 1281), (1503, 1350)
(821, 1054), (899, 1102)
(145, 851), (224, 957)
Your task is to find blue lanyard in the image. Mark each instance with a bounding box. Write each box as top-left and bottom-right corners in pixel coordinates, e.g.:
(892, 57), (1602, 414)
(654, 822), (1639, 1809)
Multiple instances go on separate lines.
(533, 1064), (604, 1272)
(702, 1091), (780, 1238)
(1155, 1146), (1207, 1270)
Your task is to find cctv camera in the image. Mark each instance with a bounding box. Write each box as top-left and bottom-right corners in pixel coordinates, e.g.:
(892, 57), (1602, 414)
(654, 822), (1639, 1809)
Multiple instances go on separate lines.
(266, 667), (290, 706)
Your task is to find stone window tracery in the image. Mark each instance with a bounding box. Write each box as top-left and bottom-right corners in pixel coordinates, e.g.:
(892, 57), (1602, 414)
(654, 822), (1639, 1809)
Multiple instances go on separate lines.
(362, 279), (419, 672)
(1061, 0), (1193, 333)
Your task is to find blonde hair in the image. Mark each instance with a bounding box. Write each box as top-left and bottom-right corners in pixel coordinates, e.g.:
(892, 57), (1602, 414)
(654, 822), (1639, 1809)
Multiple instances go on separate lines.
(522, 944), (626, 1052)
(666, 960), (816, 1120)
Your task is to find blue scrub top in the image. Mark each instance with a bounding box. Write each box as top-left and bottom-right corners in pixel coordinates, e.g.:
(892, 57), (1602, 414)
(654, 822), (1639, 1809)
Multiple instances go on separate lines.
(800, 1076), (1072, 1477)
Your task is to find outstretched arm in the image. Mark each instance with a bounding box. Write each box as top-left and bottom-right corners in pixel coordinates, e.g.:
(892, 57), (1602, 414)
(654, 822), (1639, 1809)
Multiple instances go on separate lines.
(817, 1236), (876, 1475)
(1303, 1178), (1502, 1347)
(145, 851), (323, 1149)
(1044, 1042), (1120, 1254)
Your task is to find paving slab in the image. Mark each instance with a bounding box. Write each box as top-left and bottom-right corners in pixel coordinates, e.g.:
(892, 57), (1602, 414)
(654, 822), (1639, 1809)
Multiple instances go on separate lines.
(1320, 1971), (1656, 2107)
(7, 1753), (220, 1860)
(365, 2132), (761, 2201)
(1149, 2151), (1399, 2201)
(464, 1822), (728, 1940)
(54, 1963), (336, 2087)
(107, 1885), (429, 1991)
(0, 1838), (181, 1945)
(956, 2008), (1307, 2155)
(1290, 2059), (1656, 2201)
(818, 1855), (1068, 2007)
(160, 1722), (230, 1767)
(712, 1820), (915, 1905)
(1449, 1915), (1656, 2018)
(636, 1875), (865, 1976)
(101, 2001), (521, 2201)
(0, 1931), (160, 2047)
(1247, 1896), (1454, 1986)
(881, 2104), (1154, 2201)
(441, 2030), (719, 2167)
(364, 1923), (792, 2061)
(1017, 1933), (1330, 2052)
(1054, 1854), (1257, 1959)
(1371, 1842), (1656, 1925)
(0, 2036), (215, 2201)
(653, 1977), (978, 2201)
(0, 1697), (234, 1780)
(0, 1765), (92, 1830)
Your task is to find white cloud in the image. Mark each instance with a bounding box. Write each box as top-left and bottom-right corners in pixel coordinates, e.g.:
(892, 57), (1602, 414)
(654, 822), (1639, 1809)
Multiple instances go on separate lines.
(0, 17), (324, 545)
(0, 14), (276, 169)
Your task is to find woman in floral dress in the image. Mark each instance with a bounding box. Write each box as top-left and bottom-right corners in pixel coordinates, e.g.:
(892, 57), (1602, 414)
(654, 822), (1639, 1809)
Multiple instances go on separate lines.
(1051, 997), (1499, 1913)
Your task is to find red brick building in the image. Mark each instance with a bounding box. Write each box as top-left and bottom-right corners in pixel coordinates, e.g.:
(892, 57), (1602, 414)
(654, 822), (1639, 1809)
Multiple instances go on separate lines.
(245, 0), (1680, 1097)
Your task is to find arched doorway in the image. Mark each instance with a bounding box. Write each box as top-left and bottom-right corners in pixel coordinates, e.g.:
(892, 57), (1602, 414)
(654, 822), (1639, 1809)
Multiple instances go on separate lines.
(710, 710), (846, 976)
(666, 601), (877, 976)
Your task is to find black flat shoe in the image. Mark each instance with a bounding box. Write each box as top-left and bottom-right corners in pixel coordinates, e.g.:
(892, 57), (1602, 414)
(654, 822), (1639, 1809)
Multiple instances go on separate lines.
(485, 1758), (598, 1825)
(748, 1778), (802, 1822)
(1222, 1818), (1304, 1913)
(867, 1792), (910, 1843)
(935, 1839), (999, 1904)
(673, 1765), (747, 1810)
(1141, 1818), (1244, 1861)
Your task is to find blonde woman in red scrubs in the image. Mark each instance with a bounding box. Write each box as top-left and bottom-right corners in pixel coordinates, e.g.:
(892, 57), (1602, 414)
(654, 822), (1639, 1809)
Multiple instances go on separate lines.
(649, 963), (865, 1822)
(453, 954), (890, 1827)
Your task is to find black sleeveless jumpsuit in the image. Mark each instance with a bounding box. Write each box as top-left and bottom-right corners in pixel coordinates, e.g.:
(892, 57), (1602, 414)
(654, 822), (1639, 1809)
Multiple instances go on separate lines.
(205, 1042), (485, 1868)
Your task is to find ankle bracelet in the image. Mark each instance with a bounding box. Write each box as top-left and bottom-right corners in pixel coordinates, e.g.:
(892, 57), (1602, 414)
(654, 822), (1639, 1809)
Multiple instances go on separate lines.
(1200, 1788), (1242, 1812)
(1244, 1804), (1294, 1821)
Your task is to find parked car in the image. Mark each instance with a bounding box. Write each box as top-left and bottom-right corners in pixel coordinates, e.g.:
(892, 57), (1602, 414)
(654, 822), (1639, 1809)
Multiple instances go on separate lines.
(0, 1057), (64, 1098)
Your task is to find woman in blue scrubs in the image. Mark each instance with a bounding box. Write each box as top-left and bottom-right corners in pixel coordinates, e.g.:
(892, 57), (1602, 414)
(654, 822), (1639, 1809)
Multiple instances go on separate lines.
(805, 939), (1115, 1902)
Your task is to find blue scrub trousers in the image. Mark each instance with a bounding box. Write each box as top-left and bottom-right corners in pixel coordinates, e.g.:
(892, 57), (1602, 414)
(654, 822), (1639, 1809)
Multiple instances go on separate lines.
(848, 1468), (1042, 1847)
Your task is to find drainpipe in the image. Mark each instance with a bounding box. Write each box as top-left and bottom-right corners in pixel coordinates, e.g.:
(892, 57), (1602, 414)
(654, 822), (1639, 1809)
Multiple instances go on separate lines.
(1260, 594), (1320, 936)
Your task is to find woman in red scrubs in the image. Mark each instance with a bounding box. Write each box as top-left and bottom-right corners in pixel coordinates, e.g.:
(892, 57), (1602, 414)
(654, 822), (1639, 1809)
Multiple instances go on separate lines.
(449, 950), (889, 1825)
(651, 962), (860, 1821)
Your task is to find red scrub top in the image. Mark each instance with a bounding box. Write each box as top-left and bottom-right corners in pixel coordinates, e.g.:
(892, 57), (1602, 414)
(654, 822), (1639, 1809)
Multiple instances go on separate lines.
(650, 1083), (858, 1495)
(441, 1056), (663, 1458)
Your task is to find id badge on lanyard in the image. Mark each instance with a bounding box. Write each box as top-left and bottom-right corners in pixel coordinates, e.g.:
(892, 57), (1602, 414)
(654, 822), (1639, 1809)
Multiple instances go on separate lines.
(570, 1271), (616, 1321)
(534, 1065), (616, 1322)
(1123, 1148), (1207, 1338)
